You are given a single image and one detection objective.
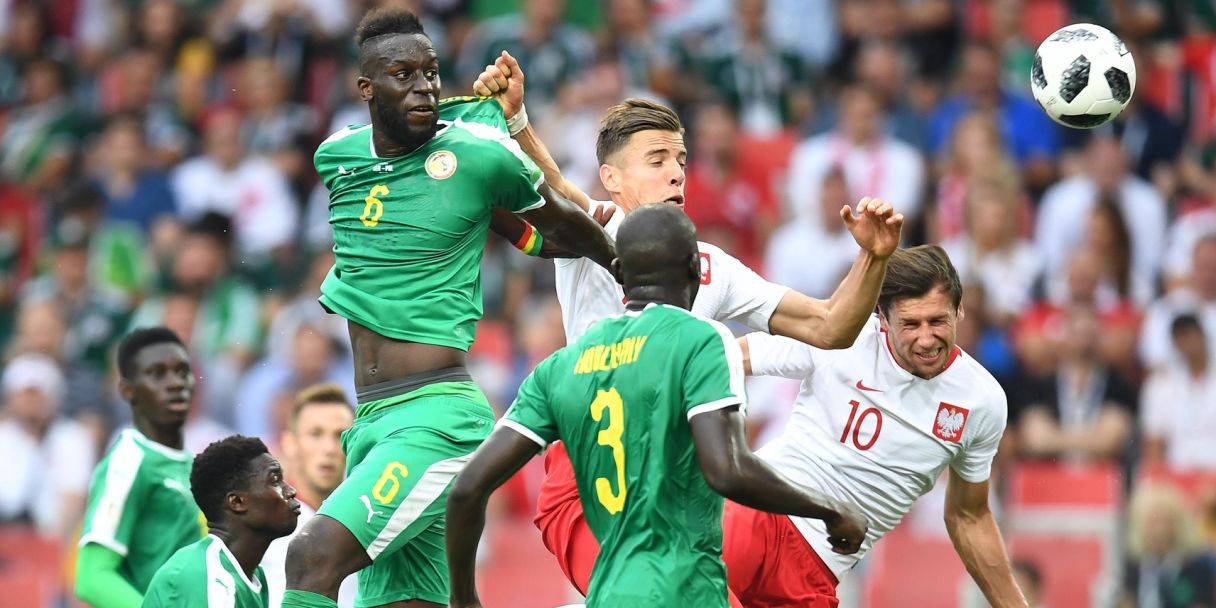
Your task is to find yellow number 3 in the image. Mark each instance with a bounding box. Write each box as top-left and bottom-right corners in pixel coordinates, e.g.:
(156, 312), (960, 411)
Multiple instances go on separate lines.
(372, 461), (409, 505)
(590, 388), (627, 514)
(361, 184), (388, 227)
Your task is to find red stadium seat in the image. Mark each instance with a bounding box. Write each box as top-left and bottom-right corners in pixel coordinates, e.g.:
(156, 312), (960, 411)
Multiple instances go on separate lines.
(1138, 466), (1216, 505)
(0, 527), (63, 608)
(861, 522), (969, 608)
(1009, 535), (1105, 608)
(1008, 461), (1122, 510)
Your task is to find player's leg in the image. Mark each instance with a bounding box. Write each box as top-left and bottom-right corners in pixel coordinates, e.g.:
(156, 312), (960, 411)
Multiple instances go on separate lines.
(536, 493), (599, 595)
(722, 501), (840, 608)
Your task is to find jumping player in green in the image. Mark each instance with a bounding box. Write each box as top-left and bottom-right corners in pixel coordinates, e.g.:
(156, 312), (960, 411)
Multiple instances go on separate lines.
(75, 327), (207, 608)
(144, 435), (301, 608)
(446, 206), (868, 608)
(282, 8), (615, 608)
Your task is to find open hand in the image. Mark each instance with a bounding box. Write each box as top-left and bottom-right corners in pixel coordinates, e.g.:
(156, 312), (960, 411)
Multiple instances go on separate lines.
(824, 503), (868, 555)
(840, 196), (903, 259)
(472, 50), (525, 119)
(590, 202), (616, 227)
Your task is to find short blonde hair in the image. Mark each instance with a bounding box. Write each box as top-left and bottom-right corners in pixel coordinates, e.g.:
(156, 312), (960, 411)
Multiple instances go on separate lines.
(596, 98), (684, 164)
(290, 382), (353, 430)
(1125, 483), (1200, 559)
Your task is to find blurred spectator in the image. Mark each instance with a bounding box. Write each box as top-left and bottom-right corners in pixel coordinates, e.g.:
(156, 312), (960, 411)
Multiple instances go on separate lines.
(928, 41), (1060, 191)
(942, 174), (1041, 327)
(96, 46), (193, 168)
(1036, 136), (1168, 296)
(833, 0), (957, 83)
(129, 213), (261, 428)
(0, 183), (42, 341)
(855, 39), (927, 149)
(263, 383), (356, 608)
(237, 55), (320, 184)
(1141, 314), (1216, 471)
(457, 0), (593, 110)
(930, 111), (1021, 243)
(599, 0), (677, 100)
(0, 353), (94, 539)
(0, 3), (71, 106)
(692, 0), (809, 135)
(234, 322), (354, 441)
(1140, 233), (1216, 371)
(787, 84), (924, 227)
(170, 106), (300, 267)
(263, 250), (349, 366)
(0, 58), (79, 194)
(764, 166), (857, 299)
(1120, 484), (1216, 608)
(1013, 304), (1136, 463)
(87, 113), (179, 234)
(683, 100), (779, 265)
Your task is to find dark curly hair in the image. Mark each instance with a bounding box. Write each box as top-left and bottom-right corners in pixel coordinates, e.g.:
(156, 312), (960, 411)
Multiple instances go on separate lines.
(355, 7), (426, 47)
(115, 327), (185, 380)
(190, 435), (269, 524)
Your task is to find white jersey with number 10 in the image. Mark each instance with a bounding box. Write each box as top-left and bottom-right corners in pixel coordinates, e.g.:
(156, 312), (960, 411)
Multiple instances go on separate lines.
(747, 315), (1007, 580)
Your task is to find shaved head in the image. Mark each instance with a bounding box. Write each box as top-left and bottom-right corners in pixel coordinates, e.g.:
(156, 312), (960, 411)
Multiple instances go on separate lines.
(612, 205), (701, 309)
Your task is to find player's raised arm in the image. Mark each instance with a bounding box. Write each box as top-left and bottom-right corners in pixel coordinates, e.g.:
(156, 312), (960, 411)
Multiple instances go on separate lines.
(520, 182), (617, 270)
(445, 427), (541, 608)
(768, 197), (903, 349)
(474, 50), (592, 210)
(944, 470), (1029, 607)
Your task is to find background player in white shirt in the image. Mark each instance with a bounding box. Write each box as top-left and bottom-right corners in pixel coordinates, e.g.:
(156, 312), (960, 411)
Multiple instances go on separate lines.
(472, 52), (904, 597)
(733, 245), (1026, 607)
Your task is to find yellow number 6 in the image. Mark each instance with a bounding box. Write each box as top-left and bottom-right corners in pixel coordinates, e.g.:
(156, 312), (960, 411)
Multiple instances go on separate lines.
(590, 388), (627, 514)
(372, 461), (409, 505)
(361, 184), (388, 227)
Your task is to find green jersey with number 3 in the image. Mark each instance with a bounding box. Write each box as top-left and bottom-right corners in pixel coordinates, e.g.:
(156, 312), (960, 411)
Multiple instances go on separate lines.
(504, 304), (747, 607)
(314, 97), (545, 350)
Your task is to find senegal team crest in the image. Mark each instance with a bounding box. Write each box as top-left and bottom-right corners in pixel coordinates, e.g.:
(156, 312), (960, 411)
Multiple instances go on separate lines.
(425, 150), (457, 180)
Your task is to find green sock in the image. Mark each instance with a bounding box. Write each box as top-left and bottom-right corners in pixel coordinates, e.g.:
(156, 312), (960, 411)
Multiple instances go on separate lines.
(281, 590), (338, 608)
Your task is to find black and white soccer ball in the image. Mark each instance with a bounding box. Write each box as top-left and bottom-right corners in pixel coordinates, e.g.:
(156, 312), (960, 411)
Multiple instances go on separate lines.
(1031, 23), (1136, 129)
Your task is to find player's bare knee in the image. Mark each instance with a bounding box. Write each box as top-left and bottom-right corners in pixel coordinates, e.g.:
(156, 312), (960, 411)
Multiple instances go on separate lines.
(285, 516), (369, 590)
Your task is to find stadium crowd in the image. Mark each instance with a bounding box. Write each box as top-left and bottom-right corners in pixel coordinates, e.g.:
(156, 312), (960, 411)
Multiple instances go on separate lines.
(1, 0), (1216, 606)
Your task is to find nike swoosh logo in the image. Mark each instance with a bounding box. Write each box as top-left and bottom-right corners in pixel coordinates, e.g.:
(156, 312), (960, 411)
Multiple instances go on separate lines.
(855, 380), (883, 393)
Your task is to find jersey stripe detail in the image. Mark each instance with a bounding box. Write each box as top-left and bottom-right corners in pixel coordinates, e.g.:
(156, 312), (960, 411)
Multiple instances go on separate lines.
(320, 124), (372, 146)
(451, 117), (546, 209)
(78, 432), (144, 554)
(366, 453), (473, 560)
(499, 418), (549, 448)
(687, 397), (745, 420)
(206, 537), (238, 607)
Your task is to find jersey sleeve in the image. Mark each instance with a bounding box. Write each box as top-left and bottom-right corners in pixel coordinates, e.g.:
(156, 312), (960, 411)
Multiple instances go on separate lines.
(487, 135), (546, 213)
(78, 438), (146, 555)
(950, 386), (1008, 483)
(704, 244), (790, 331)
(682, 319), (748, 419)
(501, 359), (559, 448)
(745, 332), (819, 379)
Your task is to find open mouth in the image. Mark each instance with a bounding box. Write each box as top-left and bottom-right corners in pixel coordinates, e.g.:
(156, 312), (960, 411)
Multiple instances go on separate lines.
(914, 348), (943, 364)
(406, 104), (435, 117)
(664, 195), (685, 208)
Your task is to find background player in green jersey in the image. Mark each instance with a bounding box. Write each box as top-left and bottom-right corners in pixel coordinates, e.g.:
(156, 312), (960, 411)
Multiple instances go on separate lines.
(144, 435), (301, 608)
(283, 7), (617, 608)
(75, 327), (207, 608)
(446, 206), (868, 608)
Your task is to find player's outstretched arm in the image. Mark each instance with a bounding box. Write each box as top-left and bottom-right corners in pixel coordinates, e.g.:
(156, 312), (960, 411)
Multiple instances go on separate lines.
(446, 427), (543, 608)
(520, 182), (617, 270)
(474, 50), (593, 211)
(489, 205), (616, 259)
(943, 469), (1029, 608)
(689, 406), (869, 555)
(768, 197), (903, 349)
(75, 544), (144, 608)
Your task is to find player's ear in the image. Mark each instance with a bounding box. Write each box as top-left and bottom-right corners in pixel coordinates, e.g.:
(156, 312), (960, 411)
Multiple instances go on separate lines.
(357, 76), (373, 102)
(610, 258), (623, 285)
(956, 303), (966, 323)
(118, 377), (134, 402)
(599, 163), (620, 195)
(226, 490), (248, 515)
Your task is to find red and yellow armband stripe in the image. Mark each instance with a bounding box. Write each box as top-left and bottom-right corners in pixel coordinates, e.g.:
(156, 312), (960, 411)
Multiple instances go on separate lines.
(513, 222), (544, 256)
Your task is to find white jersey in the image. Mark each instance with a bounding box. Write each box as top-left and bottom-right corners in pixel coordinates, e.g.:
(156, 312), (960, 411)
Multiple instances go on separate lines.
(747, 316), (1007, 580)
(555, 202), (790, 341)
(263, 501), (357, 608)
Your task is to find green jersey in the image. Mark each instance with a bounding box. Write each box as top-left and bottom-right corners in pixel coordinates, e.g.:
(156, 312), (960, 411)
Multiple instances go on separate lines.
(79, 429), (207, 593)
(143, 534), (269, 608)
(315, 97), (545, 350)
(504, 304), (747, 607)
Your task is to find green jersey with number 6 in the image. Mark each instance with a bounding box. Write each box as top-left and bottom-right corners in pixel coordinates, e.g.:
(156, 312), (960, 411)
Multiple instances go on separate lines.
(503, 304), (747, 607)
(315, 97), (545, 350)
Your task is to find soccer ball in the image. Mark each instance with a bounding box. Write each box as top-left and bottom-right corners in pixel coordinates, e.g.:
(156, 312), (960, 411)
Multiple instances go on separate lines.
(1030, 23), (1136, 129)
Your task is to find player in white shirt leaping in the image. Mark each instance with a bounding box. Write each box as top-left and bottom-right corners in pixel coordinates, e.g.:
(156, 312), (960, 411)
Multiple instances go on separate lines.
(735, 244), (1025, 607)
(471, 52), (905, 603)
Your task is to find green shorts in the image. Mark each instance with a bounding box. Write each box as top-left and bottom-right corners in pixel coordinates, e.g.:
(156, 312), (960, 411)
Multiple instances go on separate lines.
(317, 381), (494, 606)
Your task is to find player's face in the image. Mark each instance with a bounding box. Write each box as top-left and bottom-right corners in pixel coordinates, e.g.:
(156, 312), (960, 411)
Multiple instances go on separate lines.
(243, 453), (300, 537)
(879, 286), (962, 379)
(283, 402), (352, 497)
(124, 343), (195, 428)
(601, 130), (686, 212)
(359, 33), (440, 148)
